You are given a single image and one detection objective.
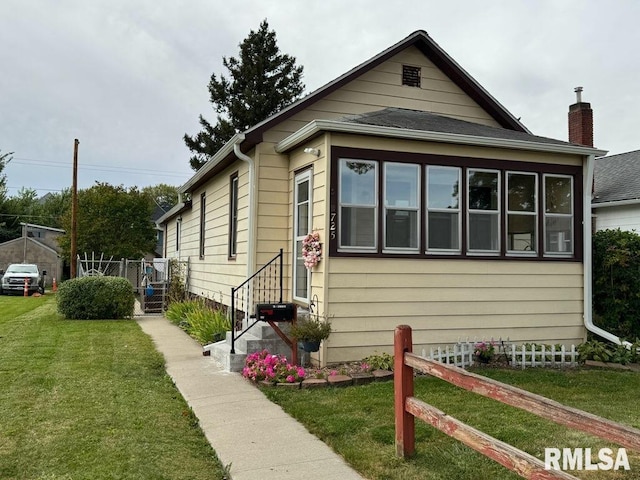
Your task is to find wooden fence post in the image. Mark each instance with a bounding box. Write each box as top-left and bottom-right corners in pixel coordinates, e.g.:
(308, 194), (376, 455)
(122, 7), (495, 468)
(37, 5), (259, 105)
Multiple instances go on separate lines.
(394, 325), (415, 458)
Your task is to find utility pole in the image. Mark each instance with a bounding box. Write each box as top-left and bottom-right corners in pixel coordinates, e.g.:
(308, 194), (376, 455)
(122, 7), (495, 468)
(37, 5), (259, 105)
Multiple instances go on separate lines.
(70, 139), (79, 278)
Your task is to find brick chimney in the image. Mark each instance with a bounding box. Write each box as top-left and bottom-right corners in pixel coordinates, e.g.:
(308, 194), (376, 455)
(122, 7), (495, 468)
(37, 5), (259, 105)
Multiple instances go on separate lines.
(568, 86), (593, 146)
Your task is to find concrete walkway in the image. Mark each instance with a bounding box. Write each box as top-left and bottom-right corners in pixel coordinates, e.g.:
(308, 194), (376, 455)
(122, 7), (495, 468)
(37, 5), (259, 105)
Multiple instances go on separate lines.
(136, 315), (365, 480)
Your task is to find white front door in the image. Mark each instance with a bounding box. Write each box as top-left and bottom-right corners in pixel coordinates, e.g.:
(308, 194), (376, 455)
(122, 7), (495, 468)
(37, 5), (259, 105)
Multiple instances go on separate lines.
(294, 169), (312, 302)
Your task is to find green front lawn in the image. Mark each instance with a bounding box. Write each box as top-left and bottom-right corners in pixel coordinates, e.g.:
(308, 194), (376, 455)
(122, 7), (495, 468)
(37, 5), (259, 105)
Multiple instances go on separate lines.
(0, 295), (228, 480)
(263, 367), (640, 479)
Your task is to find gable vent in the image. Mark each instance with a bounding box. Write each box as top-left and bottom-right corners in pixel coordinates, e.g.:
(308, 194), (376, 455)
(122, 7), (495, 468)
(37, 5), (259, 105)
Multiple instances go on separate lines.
(402, 65), (421, 88)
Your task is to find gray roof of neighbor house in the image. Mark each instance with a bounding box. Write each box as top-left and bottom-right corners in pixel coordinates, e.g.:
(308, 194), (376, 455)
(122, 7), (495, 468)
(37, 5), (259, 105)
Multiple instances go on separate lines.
(341, 108), (574, 148)
(593, 150), (640, 205)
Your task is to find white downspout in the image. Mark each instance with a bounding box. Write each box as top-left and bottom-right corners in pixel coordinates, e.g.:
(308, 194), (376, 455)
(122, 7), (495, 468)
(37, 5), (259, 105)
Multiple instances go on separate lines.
(583, 154), (630, 346)
(233, 135), (256, 278)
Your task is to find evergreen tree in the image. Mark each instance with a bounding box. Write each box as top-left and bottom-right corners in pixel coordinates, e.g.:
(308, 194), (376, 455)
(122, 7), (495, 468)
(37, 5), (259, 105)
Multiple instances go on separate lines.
(184, 20), (304, 171)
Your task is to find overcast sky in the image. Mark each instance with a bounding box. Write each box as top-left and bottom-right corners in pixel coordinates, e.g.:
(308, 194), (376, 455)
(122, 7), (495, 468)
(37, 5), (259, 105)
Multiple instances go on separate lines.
(2, 0), (639, 198)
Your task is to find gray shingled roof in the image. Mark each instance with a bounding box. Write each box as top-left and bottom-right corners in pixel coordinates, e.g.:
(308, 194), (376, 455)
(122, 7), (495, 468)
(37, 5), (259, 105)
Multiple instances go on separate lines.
(341, 108), (574, 147)
(594, 150), (640, 204)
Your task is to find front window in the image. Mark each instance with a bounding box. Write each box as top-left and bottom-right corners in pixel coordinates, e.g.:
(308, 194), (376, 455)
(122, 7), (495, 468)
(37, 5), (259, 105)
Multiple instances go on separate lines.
(339, 159), (377, 251)
(331, 148), (580, 261)
(426, 166), (460, 252)
(384, 163), (420, 251)
(467, 169), (500, 254)
(507, 172), (537, 254)
(544, 174), (573, 255)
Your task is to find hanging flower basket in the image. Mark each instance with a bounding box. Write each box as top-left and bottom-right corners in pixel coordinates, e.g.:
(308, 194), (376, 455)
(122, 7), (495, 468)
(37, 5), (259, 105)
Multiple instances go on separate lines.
(302, 232), (322, 269)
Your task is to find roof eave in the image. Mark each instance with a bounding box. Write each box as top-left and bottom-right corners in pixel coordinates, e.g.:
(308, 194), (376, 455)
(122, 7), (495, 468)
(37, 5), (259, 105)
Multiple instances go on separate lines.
(157, 200), (192, 225)
(179, 133), (245, 194)
(592, 198), (640, 208)
(275, 119), (608, 157)
(245, 30), (528, 144)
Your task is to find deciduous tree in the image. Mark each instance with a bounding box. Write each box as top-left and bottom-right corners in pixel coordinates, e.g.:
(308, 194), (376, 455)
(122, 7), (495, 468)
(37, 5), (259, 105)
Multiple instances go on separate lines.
(58, 183), (156, 261)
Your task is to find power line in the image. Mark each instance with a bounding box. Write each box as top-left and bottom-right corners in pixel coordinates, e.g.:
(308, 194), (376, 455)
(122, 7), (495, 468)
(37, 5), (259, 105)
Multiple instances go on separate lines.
(8, 156), (192, 178)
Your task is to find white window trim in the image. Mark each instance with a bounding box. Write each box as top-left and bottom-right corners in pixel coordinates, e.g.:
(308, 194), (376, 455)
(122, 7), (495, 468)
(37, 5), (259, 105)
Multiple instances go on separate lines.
(467, 168), (501, 255)
(383, 162), (420, 253)
(338, 159), (378, 252)
(506, 171), (538, 256)
(543, 173), (574, 257)
(293, 169), (312, 303)
(426, 165), (461, 254)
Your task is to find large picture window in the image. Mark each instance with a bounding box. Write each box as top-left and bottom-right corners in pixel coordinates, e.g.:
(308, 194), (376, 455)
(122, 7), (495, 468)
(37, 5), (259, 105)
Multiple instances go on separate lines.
(332, 149), (580, 261)
(339, 159), (377, 250)
(384, 163), (420, 251)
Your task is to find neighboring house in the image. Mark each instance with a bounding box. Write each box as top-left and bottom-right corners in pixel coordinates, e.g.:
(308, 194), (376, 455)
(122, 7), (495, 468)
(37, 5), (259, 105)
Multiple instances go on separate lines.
(152, 204), (171, 258)
(0, 223), (65, 286)
(159, 30), (609, 365)
(593, 150), (640, 231)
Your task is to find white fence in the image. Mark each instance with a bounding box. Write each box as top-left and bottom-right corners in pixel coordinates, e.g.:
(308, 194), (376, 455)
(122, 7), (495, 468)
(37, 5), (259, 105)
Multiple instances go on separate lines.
(422, 341), (579, 369)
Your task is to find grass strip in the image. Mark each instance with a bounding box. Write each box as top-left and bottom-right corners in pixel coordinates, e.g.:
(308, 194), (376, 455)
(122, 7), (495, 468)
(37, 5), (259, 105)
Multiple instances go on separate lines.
(263, 368), (640, 479)
(0, 295), (228, 480)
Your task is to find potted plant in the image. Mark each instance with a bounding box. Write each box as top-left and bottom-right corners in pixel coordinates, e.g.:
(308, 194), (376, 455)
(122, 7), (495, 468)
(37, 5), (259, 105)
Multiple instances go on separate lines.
(290, 315), (332, 352)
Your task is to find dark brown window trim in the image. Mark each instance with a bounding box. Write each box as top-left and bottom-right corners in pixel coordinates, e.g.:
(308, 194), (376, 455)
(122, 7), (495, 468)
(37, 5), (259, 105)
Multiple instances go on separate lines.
(329, 146), (583, 262)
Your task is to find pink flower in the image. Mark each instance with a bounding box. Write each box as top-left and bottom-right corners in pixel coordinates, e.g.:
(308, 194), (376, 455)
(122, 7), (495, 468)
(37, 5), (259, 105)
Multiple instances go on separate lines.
(286, 375), (295, 383)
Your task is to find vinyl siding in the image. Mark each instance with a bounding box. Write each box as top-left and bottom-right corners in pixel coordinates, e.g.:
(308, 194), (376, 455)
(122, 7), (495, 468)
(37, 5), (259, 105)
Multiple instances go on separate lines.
(324, 258), (585, 363)
(594, 204), (640, 232)
(169, 161), (251, 301)
(262, 46), (501, 144)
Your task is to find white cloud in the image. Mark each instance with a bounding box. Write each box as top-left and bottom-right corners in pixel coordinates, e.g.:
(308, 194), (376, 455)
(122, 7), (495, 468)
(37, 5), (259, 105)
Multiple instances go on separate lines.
(2, 0), (639, 196)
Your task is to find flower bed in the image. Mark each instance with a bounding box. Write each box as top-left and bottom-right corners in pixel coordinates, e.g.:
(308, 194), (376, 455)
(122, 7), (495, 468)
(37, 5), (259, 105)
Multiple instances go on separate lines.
(242, 352), (393, 389)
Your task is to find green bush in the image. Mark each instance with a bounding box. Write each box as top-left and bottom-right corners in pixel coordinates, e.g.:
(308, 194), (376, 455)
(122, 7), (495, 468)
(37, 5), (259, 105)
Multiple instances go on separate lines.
(165, 298), (230, 344)
(57, 276), (135, 320)
(593, 229), (640, 339)
(166, 300), (200, 325)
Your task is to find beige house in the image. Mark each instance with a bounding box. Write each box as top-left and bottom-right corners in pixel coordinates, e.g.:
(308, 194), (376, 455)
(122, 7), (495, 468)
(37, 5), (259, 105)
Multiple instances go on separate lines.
(159, 30), (611, 365)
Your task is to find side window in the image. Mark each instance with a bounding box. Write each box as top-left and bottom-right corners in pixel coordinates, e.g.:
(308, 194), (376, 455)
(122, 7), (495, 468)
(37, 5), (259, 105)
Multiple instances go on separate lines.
(228, 173), (239, 258)
(467, 169), (500, 254)
(426, 166), (461, 252)
(199, 192), (206, 259)
(339, 159), (377, 251)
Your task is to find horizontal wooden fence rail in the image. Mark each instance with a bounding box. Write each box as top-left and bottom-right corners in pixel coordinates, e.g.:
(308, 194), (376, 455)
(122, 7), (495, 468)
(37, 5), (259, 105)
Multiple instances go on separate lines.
(394, 325), (640, 480)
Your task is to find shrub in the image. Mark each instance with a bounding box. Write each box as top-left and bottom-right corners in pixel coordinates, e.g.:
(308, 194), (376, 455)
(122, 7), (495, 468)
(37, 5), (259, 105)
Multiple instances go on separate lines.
(363, 352), (394, 371)
(57, 276), (135, 320)
(165, 298), (230, 344)
(593, 229), (640, 339)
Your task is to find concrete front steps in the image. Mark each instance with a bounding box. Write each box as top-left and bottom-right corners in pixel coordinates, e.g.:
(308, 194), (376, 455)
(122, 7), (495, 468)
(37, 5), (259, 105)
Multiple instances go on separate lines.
(206, 320), (299, 372)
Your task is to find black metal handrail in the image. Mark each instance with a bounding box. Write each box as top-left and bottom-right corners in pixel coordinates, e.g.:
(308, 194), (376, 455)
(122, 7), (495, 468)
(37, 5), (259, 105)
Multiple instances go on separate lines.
(230, 249), (283, 354)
